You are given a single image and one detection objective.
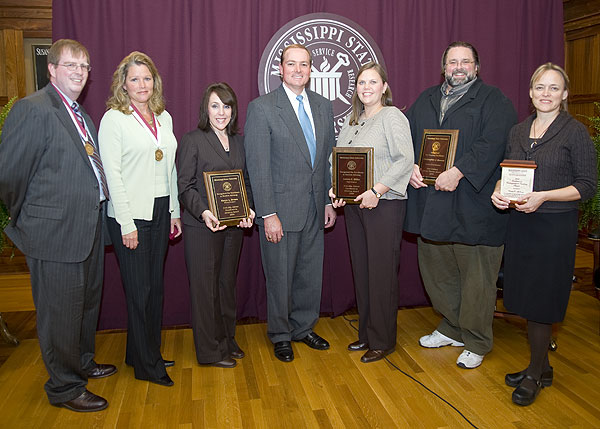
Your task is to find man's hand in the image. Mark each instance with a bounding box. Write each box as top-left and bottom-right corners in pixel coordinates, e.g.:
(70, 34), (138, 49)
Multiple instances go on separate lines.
(409, 164), (427, 189)
(324, 205), (337, 228)
(434, 166), (463, 192)
(264, 214), (283, 243)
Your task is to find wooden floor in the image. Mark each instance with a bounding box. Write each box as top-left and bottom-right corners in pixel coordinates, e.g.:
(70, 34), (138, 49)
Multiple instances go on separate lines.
(0, 292), (598, 428)
(0, 247), (598, 428)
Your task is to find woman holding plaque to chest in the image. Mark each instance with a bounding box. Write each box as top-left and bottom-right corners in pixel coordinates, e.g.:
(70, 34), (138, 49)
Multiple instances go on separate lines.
(491, 63), (596, 406)
(178, 83), (254, 368)
(329, 62), (413, 363)
(99, 52), (181, 387)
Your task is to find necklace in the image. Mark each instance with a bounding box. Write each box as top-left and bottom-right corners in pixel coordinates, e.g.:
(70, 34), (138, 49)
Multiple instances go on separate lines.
(530, 118), (553, 148)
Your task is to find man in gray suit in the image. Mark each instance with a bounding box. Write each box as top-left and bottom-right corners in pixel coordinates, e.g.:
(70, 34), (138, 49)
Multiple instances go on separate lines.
(245, 44), (337, 362)
(0, 39), (116, 412)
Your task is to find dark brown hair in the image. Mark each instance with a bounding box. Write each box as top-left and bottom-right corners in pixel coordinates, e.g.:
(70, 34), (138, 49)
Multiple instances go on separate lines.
(198, 82), (239, 136)
(348, 62), (393, 126)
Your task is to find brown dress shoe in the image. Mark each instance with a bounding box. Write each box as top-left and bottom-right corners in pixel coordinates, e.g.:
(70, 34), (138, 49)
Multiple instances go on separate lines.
(360, 348), (394, 363)
(57, 390), (108, 412)
(348, 340), (369, 351)
(202, 358), (237, 368)
(87, 364), (118, 379)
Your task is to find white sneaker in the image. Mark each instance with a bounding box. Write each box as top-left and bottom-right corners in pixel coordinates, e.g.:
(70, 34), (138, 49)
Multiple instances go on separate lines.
(419, 330), (465, 348)
(456, 350), (484, 369)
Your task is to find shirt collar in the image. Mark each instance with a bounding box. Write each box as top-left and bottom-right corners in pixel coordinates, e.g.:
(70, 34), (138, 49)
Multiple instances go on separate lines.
(282, 82), (308, 105)
(51, 82), (77, 107)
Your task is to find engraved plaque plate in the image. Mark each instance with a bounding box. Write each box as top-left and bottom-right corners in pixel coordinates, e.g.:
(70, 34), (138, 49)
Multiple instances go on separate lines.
(418, 129), (459, 185)
(203, 169), (251, 226)
(332, 147), (374, 203)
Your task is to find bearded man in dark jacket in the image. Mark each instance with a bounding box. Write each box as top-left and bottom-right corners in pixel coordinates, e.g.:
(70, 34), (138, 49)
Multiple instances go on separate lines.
(405, 41), (517, 369)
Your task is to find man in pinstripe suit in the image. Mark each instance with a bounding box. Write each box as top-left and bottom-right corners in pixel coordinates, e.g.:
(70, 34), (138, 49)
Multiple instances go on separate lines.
(0, 39), (116, 412)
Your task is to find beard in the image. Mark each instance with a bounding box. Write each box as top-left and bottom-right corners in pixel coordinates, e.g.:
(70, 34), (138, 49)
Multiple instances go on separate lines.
(445, 68), (477, 87)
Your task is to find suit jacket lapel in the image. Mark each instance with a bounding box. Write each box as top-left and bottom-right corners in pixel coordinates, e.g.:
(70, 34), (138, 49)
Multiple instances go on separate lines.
(307, 91), (324, 168)
(206, 129), (234, 168)
(46, 86), (95, 170)
(276, 85), (312, 167)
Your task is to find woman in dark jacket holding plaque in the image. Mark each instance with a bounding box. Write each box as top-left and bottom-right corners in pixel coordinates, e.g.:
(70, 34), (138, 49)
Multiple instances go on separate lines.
(329, 62), (414, 363)
(178, 82), (254, 368)
(492, 63), (597, 406)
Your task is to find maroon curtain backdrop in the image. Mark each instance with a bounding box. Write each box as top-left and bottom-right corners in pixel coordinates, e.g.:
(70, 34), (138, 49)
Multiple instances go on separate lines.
(52, 0), (564, 329)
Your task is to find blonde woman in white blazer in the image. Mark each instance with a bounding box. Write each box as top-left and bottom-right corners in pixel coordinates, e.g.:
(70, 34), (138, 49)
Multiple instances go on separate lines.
(99, 51), (181, 387)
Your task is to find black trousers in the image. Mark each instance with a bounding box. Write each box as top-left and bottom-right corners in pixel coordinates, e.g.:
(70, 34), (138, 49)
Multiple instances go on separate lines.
(107, 197), (169, 380)
(27, 206), (104, 404)
(344, 199), (405, 350)
(184, 224), (243, 363)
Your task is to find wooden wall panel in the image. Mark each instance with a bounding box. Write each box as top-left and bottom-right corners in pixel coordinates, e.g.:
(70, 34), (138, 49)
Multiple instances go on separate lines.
(564, 0), (600, 129)
(1, 29), (25, 100)
(0, 0), (51, 38)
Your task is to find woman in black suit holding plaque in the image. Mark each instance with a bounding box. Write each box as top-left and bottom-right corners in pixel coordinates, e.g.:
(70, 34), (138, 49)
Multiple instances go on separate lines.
(491, 63), (596, 406)
(178, 82), (254, 368)
(329, 62), (414, 363)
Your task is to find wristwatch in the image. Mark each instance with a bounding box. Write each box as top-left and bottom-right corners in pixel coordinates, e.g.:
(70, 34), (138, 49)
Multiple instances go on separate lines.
(371, 187), (382, 198)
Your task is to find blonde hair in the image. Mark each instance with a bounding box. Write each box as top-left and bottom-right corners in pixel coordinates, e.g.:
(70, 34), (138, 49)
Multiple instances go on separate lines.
(348, 62), (393, 126)
(106, 51), (165, 115)
(530, 62), (570, 112)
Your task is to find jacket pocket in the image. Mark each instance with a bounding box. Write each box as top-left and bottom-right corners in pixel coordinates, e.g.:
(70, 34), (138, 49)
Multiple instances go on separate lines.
(23, 204), (64, 220)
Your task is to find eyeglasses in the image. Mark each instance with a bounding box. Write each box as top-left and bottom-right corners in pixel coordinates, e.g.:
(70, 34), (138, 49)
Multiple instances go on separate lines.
(446, 59), (474, 68)
(55, 63), (92, 72)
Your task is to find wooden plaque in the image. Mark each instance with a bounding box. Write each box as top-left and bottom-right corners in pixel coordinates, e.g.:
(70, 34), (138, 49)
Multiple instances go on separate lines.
(418, 129), (459, 184)
(332, 147), (374, 204)
(499, 159), (537, 205)
(203, 169), (251, 226)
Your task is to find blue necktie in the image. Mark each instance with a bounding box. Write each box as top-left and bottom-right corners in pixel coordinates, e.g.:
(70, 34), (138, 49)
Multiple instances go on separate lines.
(296, 95), (316, 167)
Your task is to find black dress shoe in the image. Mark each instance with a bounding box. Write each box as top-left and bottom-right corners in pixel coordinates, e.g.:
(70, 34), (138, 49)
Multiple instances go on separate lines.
(135, 373), (174, 386)
(87, 364), (118, 379)
(230, 348), (245, 359)
(505, 367), (553, 387)
(360, 348), (394, 363)
(126, 360), (174, 368)
(201, 358), (237, 368)
(348, 340), (369, 351)
(274, 341), (294, 362)
(295, 332), (330, 350)
(512, 375), (542, 406)
(57, 390), (108, 412)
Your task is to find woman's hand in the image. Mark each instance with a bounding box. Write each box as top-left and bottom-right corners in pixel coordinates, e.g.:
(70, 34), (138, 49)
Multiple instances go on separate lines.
(355, 190), (379, 210)
(514, 191), (547, 213)
(202, 209), (227, 232)
(122, 230), (138, 249)
(170, 218), (182, 238)
(238, 209), (255, 228)
(329, 187), (346, 208)
(491, 190), (511, 210)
